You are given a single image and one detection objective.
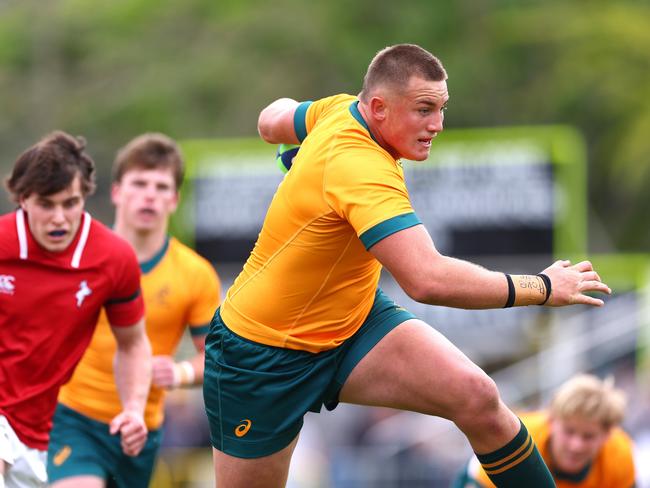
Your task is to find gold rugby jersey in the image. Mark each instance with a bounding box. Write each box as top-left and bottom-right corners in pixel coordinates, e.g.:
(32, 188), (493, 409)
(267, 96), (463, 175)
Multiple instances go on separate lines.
(221, 94), (421, 352)
(59, 237), (221, 429)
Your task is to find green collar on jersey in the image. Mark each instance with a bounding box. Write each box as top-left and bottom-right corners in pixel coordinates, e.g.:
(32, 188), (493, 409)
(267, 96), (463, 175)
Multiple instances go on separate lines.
(349, 101), (379, 144)
(140, 235), (170, 274)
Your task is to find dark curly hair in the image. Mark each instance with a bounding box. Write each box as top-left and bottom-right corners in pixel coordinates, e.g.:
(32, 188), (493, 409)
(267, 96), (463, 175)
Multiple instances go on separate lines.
(5, 131), (96, 203)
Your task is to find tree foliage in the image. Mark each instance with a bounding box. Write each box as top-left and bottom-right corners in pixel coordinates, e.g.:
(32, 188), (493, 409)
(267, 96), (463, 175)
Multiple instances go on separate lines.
(0, 0), (648, 248)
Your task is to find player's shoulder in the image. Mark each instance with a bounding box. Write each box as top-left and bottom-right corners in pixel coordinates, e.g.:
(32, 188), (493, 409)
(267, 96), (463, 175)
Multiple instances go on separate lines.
(89, 218), (129, 246)
(307, 93), (357, 125)
(313, 93), (356, 110)
(604, 426), (635, 454)
(598, 427), (636, 482)
(168, 237), (214, 271)
(0, 211), (17, 233)
(0, 212), (18, 253)
(86, 218), (137, 262)
(0, 211), (15, 225)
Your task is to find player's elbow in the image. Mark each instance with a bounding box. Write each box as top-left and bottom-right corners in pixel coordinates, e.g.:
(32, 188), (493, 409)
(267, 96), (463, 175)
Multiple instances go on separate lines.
(399, 271), (452, 306)
(401, 279), (441, 305)
(258, 98), (299, 144)
(405, 286), (442, 305)
(257, 112), (276, 143)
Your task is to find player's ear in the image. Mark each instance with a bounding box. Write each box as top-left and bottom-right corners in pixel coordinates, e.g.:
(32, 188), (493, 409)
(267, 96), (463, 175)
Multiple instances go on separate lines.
(110, 182), (121, 206)
(169, 191), (180, 212)
(368, 96), (387, 121)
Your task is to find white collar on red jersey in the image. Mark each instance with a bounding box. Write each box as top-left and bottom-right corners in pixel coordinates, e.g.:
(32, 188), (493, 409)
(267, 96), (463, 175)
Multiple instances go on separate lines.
(16, 208), (92, 269)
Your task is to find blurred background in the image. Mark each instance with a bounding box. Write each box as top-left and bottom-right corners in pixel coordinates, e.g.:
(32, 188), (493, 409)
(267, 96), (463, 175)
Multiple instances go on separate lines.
(1, 0), (649, 486)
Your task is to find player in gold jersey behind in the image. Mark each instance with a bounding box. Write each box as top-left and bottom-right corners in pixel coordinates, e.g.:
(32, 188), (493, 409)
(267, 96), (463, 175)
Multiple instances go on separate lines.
(47, 133), (221, 488)
(456, 374), (636, 488)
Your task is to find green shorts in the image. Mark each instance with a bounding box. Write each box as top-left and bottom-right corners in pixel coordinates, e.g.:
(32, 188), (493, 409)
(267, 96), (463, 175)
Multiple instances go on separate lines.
(203, 288), (415, 458)
(47, 404), (162, 488)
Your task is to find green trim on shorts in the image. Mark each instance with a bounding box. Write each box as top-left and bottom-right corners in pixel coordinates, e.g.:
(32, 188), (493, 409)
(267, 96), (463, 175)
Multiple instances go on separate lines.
(47, 404), (162, 488)
(203, 288), (415, 458)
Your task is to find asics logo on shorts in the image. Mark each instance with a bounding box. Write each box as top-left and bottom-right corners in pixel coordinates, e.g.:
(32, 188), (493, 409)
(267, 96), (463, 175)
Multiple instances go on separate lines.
(53, 445), (72, 466)
(235, 419), (252, 437)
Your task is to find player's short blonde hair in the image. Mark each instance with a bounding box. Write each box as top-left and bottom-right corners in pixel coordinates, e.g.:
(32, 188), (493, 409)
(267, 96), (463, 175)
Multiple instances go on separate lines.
(359, 44), (447, 103)
(550, 374), (627, 430)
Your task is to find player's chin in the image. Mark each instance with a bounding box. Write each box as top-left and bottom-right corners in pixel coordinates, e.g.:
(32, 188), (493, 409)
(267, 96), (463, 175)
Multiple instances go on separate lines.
(402, 141), (431, 161)
(42, 234), (73, 252)
(406, 148), (431, 162)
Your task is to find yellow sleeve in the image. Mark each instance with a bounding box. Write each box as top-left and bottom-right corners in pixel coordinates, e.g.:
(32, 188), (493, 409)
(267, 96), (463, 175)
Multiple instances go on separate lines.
(187, 257), (221, 330)
(324, 146), (414, 237)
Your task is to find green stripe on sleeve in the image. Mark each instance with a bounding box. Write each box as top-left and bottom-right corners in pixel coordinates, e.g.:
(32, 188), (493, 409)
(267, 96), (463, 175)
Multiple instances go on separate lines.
(359, 212), (421, 250)
(106, 289), (141, 305)
(293, 101), (312, 142)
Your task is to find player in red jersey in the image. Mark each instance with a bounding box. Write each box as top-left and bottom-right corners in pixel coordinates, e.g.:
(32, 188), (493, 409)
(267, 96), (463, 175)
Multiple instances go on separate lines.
(0, 131), (152, 487)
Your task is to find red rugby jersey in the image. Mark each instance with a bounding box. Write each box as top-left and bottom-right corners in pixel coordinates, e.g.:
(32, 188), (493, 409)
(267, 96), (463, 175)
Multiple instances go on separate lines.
(0, 209), (144, 450)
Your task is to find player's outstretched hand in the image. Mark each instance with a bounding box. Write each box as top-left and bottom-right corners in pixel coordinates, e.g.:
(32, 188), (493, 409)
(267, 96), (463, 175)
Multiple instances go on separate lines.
(109, 410), (148, 457)
(152, 355), (176, 389)
(540, 260), (611, 307)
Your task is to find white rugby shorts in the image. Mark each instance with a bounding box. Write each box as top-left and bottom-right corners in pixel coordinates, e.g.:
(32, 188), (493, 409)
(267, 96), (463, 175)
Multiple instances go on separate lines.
(0, 416), (46, 487)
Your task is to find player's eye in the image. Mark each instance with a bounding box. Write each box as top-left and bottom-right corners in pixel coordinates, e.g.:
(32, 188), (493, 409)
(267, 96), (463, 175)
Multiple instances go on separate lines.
(63, 198), (80, 209)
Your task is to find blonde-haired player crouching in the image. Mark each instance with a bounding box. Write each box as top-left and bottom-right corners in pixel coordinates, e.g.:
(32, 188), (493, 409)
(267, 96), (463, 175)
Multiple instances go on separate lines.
(458, 374), (636, 488)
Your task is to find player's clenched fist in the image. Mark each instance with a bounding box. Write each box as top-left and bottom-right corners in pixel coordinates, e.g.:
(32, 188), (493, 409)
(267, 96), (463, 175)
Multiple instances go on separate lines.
(109, 410), (148, 457)
(540, 260), (611, 307)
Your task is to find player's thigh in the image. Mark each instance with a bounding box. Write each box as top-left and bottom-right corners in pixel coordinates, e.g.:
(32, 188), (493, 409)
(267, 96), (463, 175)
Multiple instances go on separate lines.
(204, 309), (334, 459)
(1, 415), (15, 470)
(4, 451), (48, 487)
(47, 405), (113, 484)
(0, 415), (47, 487)
(339, 318), (493, 419)
(212, 436), (299, 488)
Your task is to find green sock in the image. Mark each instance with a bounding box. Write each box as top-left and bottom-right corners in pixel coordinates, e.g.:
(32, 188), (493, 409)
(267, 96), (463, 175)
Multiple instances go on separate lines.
(475, 419), (554, 487)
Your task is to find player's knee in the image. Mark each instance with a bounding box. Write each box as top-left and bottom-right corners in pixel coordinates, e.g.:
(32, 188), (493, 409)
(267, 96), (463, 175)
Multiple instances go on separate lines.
(455, 370), (501, 420)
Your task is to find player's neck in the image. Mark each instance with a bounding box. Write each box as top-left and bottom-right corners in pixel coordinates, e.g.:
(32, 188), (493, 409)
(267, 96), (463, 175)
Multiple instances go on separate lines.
(113, 221), (168, 262)
(357, 101), (393, 159)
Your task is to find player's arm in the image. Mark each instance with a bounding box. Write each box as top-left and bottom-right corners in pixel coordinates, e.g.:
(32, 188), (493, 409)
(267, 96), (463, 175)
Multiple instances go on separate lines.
(109, 318), (152, 456)
(258, 98), (300, 144)
(151, 333), (206, 389)
(370, 224), (611, 309)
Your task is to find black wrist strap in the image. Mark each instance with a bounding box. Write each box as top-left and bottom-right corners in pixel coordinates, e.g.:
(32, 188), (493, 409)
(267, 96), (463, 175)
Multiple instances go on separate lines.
(537, 273), (552, 305)
(504, 273), (515, 308)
